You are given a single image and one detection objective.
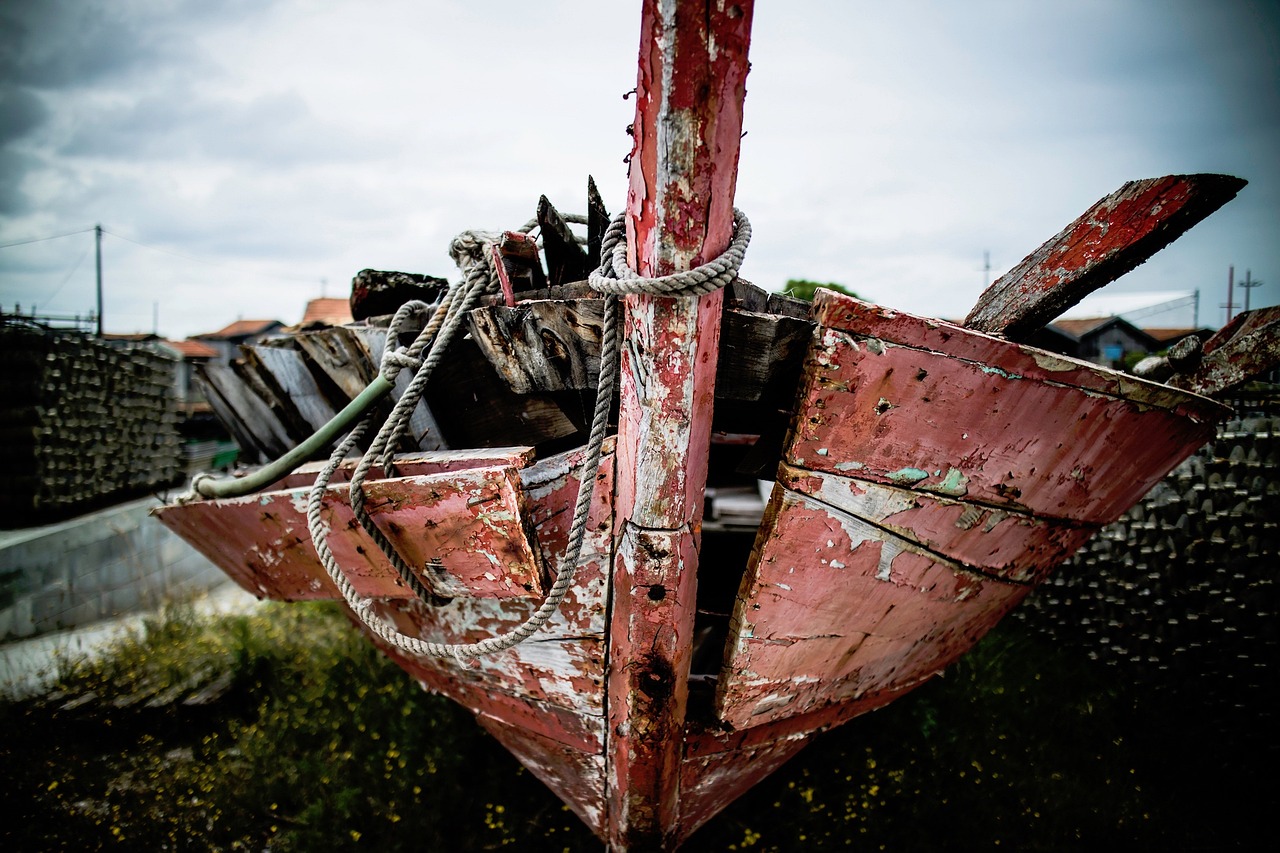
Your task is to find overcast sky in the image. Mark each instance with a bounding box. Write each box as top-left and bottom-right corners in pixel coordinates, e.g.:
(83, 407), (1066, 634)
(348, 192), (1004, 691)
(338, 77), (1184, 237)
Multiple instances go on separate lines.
(1, 0), (1276, 339)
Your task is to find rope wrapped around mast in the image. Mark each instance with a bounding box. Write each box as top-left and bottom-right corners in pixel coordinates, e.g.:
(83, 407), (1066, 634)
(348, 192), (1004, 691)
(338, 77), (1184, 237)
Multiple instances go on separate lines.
(306, 207), (749, 659)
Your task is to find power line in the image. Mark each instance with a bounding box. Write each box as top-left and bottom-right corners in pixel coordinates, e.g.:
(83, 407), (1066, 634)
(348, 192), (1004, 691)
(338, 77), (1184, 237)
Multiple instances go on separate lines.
(0, 227), (95, 250)
(4, 225), (326, 285)
(41, 244), (92, 307)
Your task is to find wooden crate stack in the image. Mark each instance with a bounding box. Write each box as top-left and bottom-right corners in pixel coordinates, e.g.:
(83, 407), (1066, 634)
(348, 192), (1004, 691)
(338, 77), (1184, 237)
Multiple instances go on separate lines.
(1, 322), (182, 523)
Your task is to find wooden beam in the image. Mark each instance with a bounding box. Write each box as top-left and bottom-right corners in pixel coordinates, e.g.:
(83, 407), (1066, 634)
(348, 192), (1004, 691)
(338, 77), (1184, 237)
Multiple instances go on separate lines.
(587, 175), (610, 267)
(1169, 305), (1280, 397)
(538, 195), (592, 287)
(605, 1), (753, 848)
(964, 174), (1246, 340)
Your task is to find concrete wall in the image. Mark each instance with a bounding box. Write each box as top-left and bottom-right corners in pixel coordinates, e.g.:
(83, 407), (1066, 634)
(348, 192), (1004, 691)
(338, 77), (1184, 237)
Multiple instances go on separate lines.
(0, 494), (229, 641)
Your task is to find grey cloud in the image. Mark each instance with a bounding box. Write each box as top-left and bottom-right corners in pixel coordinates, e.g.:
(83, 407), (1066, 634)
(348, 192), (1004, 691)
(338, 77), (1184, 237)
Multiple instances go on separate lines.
(0, 85), (48, 143)
(0, 0), (263, 91)
(58, 88), (380, 167)
(1, 1), (176, 90)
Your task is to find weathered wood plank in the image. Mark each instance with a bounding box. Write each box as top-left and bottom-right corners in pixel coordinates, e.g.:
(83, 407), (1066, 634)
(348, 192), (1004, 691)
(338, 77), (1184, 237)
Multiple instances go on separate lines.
(814, 291), (1229, 418)
(153, 463), (544, 601)
(231, 350), (314, 445)
(788, 321), (1219, 525)
(247, 343), (339, 438)
(468, 299), (813, 418)
(714, 486), (1030, 730)
(491, 230), (546, 306)
(587, 175), (609, 266)
(538, 195), (591, 288)
(347, 325), (448, 451)
(605, 1), (754, 848)
(716, 308), (813, 405)
(330, 441), (616, 748)
(194, 363), (273, 463)
(268, 446), (535, 491)
(197, 362), (293, 459)
(677, 734), (809, 843)
(776, 463), (1098, 583)
(477, 716), (608, 837)
(468, 299), (606, 393)
(964, 174), (1246, 339)
(422, 332), (581, 450)
(292, 325), (379, 401)
(1169, 305), (1280, 397)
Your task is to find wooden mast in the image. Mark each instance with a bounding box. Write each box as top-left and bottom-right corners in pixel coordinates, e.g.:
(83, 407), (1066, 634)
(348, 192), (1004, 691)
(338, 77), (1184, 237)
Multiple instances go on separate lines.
(605, 0), (754, 848)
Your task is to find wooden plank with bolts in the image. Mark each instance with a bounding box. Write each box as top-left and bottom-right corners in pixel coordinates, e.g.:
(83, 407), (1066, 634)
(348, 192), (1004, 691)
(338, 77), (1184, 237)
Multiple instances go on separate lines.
(605, 1), (753, 848)
(793, 296), (1224, 525)
(964, 174), (1246, 340)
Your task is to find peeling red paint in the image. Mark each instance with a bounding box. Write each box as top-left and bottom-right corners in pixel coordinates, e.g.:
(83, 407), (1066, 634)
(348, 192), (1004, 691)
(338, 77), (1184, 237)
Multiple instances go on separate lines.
(715, 487), (1030, 730)
(155, 461), (543, 601)
(792, 297), (1224, 524)
(605, 2), (754, 848)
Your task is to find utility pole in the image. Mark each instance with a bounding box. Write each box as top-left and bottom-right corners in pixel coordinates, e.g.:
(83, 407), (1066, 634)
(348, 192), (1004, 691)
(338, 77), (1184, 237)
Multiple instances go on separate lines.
(94, 224), (103, 336)
(1226, 265), (1234, 325)
(1239, 268), (1263, 312)
(983, 250), (991, 289)
(1193, 288), (1199, 328)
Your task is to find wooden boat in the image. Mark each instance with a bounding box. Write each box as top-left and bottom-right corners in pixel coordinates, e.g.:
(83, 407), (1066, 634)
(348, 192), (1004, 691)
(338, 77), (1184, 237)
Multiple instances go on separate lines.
(154, 2), (1280, 848)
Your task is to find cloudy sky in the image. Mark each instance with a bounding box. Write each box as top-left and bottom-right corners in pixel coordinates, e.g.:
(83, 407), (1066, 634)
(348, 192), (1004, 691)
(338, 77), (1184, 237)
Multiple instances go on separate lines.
(1, 0), (1276, 339)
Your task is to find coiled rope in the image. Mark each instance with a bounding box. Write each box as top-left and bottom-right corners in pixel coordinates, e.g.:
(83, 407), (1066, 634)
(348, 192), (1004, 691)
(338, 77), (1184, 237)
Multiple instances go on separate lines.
(306, 208), (749, 659)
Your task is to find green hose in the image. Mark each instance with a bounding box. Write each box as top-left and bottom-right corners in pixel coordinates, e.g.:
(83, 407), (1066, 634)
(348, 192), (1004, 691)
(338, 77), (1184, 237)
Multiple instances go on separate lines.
(193, 375), (394, 500)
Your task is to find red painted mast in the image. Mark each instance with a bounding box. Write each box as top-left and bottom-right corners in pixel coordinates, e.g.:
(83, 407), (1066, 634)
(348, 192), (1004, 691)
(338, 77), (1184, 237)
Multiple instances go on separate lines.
(605, 0), (754, 848)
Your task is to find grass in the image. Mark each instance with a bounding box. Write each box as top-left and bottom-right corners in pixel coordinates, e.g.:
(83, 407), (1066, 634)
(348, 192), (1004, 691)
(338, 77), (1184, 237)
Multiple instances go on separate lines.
(1, 599), (1270, 851)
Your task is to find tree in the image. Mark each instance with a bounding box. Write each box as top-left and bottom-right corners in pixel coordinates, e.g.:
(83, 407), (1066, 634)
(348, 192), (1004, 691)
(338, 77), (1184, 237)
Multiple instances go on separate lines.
(782, 279), (860, 302)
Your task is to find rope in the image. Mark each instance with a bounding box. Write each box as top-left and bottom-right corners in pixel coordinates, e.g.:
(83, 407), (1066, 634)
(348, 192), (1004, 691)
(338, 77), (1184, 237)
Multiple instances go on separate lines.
(588, 208), (751, 297)
(305, 228), (618, 659)
(305, 207), (749, 660)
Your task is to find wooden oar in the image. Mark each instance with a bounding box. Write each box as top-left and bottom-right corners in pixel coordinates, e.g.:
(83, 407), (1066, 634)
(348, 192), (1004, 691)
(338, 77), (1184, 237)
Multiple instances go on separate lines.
(964, 174), (1246, 340)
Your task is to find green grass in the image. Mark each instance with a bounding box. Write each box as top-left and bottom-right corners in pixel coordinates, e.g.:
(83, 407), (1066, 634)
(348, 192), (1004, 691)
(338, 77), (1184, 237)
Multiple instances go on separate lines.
(1, 601), (1269, 851)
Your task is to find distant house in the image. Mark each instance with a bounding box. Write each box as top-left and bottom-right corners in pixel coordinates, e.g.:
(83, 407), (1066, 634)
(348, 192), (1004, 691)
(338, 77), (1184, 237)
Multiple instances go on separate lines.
(160, 338), (220, 413)
(295, 297), (354, 329)
(192, 318), (285, 364)
(1031, 316), (1162, 368)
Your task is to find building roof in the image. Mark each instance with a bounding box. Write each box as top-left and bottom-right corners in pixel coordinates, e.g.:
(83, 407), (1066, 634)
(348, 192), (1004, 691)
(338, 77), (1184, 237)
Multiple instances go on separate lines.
(1050, 317), (1114, 338)
(102, 332), (162, 342)
(195, 319), (284, 340)
(163, 339), (220, 359)
(1144, 327), (1210, 344)
(299, 297), (353, 327)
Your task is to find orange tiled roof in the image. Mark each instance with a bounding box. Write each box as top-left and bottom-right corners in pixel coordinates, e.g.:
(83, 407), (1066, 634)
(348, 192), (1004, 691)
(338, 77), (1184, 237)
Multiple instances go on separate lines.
(164, 339), (219, 359)
(197, 319), (282, 339)
(299, 297), (353, 326)
(1144, 327), (1200, 343)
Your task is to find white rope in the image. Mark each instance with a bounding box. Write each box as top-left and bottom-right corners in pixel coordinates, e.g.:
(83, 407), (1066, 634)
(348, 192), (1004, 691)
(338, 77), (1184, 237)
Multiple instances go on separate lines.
(588, 209), (751, 297)
(305, 207), (749, 660)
